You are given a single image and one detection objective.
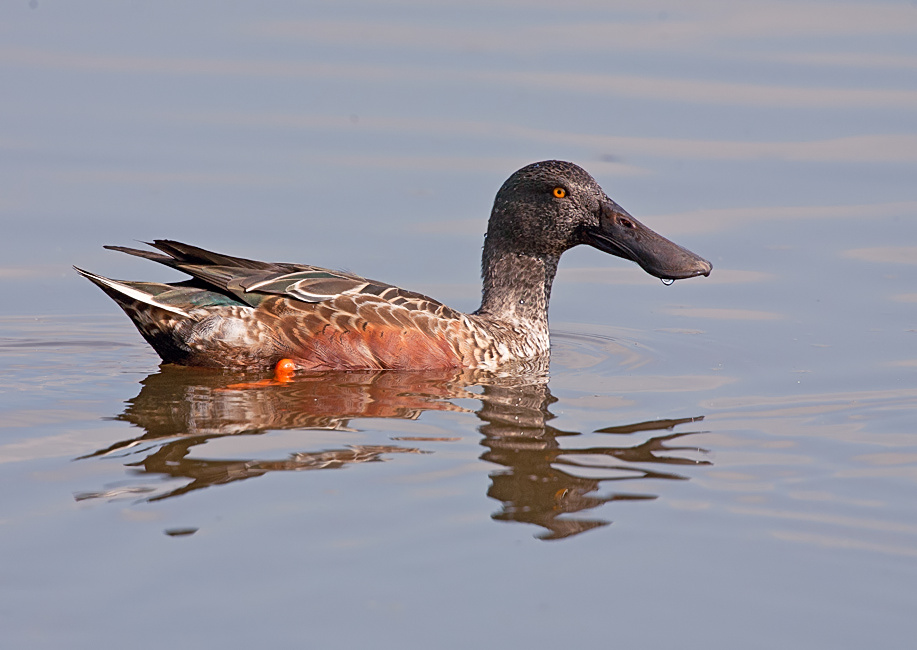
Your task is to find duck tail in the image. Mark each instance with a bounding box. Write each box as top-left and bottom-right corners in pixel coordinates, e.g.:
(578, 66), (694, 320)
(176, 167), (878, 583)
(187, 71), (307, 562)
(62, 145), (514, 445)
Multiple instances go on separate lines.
(74, 267), (192, 319)
(74, 267), (196, 363)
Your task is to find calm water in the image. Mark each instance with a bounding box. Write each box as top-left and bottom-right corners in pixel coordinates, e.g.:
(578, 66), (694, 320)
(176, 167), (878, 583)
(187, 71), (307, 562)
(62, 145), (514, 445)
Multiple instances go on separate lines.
(2, 1), (916, 648)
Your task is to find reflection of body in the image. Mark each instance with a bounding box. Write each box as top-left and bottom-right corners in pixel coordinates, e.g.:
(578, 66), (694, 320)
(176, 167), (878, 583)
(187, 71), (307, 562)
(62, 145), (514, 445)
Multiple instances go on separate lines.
(76, 161), (710, 370)
(78, 368), (709, 540)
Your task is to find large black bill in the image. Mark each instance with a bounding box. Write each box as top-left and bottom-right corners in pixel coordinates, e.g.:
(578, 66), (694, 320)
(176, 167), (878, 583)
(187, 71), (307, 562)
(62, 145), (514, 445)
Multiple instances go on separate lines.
(584, 202), (713, 280)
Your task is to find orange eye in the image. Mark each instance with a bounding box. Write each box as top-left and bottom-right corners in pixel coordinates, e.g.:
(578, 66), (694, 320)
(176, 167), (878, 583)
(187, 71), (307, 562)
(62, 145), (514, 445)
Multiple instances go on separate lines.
(552, 187), (566, 198)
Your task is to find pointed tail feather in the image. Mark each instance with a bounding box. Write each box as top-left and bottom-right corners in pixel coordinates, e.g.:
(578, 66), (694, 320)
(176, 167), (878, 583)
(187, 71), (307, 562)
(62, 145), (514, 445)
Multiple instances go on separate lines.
(74, 267), (192, 318)
(75, 267), (199, 364)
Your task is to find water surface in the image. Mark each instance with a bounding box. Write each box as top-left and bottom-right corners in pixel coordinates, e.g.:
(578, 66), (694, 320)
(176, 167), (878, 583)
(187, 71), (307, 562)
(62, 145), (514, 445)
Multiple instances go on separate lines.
(1, 1), (916, 648)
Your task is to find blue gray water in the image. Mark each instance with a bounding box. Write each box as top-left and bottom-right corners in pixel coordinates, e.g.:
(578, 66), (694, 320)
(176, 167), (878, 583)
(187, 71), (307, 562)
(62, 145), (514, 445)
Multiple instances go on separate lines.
(2, 2), (916, 648)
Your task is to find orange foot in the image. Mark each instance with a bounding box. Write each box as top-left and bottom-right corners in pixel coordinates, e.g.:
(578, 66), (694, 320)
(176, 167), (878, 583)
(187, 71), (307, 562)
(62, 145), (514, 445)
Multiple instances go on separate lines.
(224, 358), (298, 389)
(273, 358), (296, 383)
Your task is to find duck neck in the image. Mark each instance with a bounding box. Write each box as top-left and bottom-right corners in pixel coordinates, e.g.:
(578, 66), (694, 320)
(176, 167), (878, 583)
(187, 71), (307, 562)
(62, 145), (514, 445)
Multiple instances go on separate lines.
(475, 246), (559, 329)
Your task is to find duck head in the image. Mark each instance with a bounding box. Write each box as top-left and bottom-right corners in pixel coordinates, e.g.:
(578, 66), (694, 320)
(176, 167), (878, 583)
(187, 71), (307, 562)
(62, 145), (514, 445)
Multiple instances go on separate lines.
(486, 160), (712, 280)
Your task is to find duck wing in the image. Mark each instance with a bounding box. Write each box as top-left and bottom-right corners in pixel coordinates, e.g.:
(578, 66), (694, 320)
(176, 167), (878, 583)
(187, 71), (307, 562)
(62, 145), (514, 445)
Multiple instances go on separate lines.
(105, 240), (452, 312)
(80, 240), (471, 369)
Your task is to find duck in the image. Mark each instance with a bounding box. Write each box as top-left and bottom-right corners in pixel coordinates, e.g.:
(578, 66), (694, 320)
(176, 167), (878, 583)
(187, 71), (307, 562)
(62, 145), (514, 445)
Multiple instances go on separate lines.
(75, 160), (711, 371)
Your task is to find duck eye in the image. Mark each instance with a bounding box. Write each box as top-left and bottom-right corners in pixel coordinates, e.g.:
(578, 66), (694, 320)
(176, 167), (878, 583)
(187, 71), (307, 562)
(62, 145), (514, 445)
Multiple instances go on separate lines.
(552, 187), (567, 198)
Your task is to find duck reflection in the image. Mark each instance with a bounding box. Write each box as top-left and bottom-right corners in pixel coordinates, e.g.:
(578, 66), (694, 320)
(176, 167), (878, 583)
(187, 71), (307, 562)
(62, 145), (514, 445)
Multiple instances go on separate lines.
(77, 366), (709, 539)
(478, 382), (706, 539)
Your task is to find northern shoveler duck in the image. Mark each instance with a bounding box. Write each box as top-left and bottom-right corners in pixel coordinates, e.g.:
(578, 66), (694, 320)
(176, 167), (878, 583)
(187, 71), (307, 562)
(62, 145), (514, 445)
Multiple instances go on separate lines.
(76, 160), (711, 371)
